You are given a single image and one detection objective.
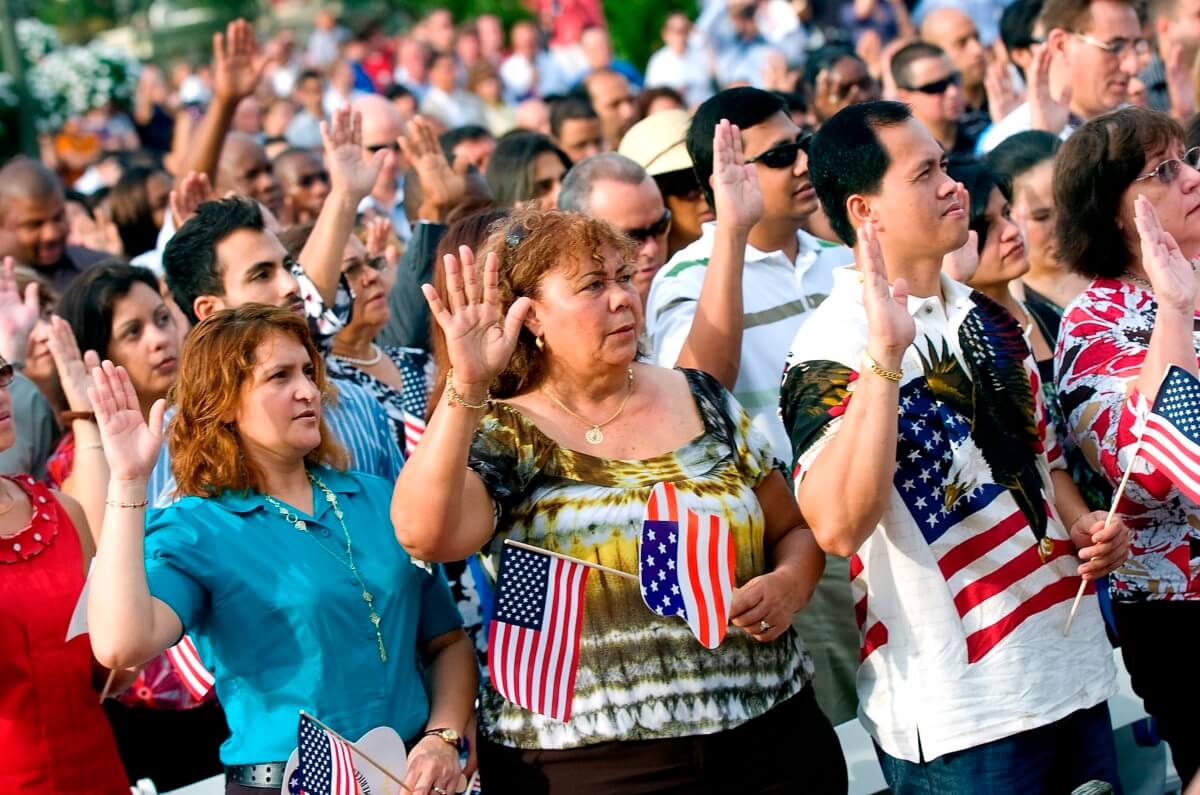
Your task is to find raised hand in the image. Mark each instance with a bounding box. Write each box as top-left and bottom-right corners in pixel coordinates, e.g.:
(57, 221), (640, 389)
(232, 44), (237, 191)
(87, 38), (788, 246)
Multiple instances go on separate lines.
(1165, 42), (1195, 120)
(0, 256), (41, 365)
(46, 316), (101, 413)
(941, 230), (980, 283)
(858, 221), (915, 366)
(169, 171), (214, 228)
(365, 216), (393, 257)
(88, 361), (166, 484)
(984, 59), (1019, 124)
(1134, 194), (1196, 313)
(712, 119), (763, 234)
(1028, 43), (1071, 135)
(398, 115), (467, 220)
(421, 245), (531, 394)
(322, 105), (389, 204)
(212, 19), (270, 104)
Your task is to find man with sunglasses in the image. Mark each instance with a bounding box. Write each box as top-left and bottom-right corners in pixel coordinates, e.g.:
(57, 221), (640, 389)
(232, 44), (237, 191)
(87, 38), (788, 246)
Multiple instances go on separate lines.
(892, 42), (979, 158)
(356, 94), (413, 244)
(274, 148), (331, 226)
(979, 0), (1144, 152)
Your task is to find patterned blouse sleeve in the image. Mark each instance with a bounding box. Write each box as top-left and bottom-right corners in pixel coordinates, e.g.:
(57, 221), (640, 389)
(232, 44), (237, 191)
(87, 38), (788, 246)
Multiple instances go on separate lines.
(1054, 285), (1158, 490)
(688, 369), (778, 487)
(292, 260), (353, 353)
(467, 405), (551, 528)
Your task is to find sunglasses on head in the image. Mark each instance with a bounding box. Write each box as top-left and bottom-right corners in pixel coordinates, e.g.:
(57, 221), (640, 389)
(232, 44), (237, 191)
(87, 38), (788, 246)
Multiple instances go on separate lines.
(299, 170), (330, 188)
(1136, 147), (1200, 185)
(623, 209), (672, 243)
(904, 72), (962, 95)
(0, 361), (13, 389)
(747, 133), (812, 170)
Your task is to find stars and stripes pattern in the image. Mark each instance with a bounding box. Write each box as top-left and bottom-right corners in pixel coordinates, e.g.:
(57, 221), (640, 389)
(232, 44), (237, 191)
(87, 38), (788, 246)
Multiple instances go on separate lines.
(487, 544), (590, 722)
(1138, 365), (1200, 504)
(293, 714), (358, 795)
(403, 410), (426, 456)
(892, 379), (1082, 664)
(639, 482), (736, 650)
(164, 636), (215, 701)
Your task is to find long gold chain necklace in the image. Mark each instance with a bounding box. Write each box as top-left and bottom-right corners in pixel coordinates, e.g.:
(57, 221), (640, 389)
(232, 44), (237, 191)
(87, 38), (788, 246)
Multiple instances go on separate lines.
(263, 474), (387, 663)
(541, 368), (635, 445)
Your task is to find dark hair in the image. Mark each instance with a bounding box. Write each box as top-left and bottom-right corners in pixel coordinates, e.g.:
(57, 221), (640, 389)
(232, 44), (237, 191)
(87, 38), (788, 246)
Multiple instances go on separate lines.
(1041, 0), (1140, 33)
(297, 69), (322, 87)
(947, 161), (1010, 254)
(385, 83), (414, 102)
(809, 100), (913, 246)
(890, 42), (947, 89)
(985, 129), (1061, 184)
(1001, 0), (1044, 59)
(485, 132), (571, 208)
(549, 95), (599, 139)
(1054, 107), (1182, 278)
(439, 125), (493, 161)
(163, 197), (265, 325)
(654, 167), (703, 200)
(688, 87), (787, 208)
(801, 45), (857, 93)
(56, 260), (162, 360)
(108, 166), (168, 259)
(276, 222), (316, 258)
(634, 86), (686, 121)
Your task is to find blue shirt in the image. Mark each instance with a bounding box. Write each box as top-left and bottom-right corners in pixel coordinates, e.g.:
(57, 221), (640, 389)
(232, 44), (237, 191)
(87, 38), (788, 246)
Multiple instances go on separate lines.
(143, 467), (462, 764)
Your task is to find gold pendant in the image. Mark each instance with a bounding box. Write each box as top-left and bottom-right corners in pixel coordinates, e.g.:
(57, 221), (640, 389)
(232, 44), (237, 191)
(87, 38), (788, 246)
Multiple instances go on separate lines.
(585, 427), (604, 445)
(1037, 536), (1054, 562)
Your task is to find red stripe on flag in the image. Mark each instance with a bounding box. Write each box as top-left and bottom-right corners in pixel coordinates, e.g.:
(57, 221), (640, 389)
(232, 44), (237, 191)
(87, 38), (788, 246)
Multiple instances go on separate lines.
(165, 637), (214, 701)
(647, 487), (660, 520)
(1141, 420), (1200, 502)
(861, 621), (888, 661)
(849, 553), (864, 581)
(663, 481), (678, 522)
(854, 595), (867, 628)
(557, 563), (589, 722)
(965, 576), (1091, 663)
(953, 538), (1075, 617)
(707, 515), (727, 647)
(937, 510), (1027, 580)
(686, 510), (711, 648)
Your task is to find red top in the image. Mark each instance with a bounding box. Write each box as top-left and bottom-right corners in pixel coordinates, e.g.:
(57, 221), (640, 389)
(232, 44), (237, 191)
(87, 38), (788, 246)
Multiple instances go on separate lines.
(0, 475), (129, 794)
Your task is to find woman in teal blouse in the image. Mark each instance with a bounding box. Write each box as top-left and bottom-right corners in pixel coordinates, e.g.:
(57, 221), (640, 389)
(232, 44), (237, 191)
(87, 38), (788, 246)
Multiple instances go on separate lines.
(86, 305), (476, 795)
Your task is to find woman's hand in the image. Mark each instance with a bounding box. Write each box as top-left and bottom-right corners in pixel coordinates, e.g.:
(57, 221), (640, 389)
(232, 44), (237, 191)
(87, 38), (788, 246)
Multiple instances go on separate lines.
(88, 361), (166, 483)
(365, 216), (393, 258)
(399, 116), (468, 221)
(1068, 512), (1132, 580)
(941, 229), (980, 283)
(169, 170), (214, 228)
(323, 106), (390, 204)
(1135, 194), (1196, 313)
(403, 734), (462, 795)
(0, 256), (40, 365)
(1028, 43), (1071, 135)
(46, 316), (101, 412)
(712, 119), (763, 235)
(730, 570), (806, 642)
(421, 246), (531, 396)
(859, 221), (914, 368)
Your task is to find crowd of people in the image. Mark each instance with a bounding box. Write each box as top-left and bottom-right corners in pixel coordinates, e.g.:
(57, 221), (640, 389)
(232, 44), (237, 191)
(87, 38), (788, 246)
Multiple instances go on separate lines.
(2, 0), (1199, 792)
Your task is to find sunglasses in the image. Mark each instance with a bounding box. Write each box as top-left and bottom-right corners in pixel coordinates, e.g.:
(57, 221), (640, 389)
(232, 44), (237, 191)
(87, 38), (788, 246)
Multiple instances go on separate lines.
(343, 255), (389, 281)
(747, 133), (812, 170)
(366, 141), (402, 154)
(1136, 147), (1200, 185)
(623, 209), (672, 243)
(0, 361), (12, 389)
(299, 170), (330, 188)
(904, 72), (962, 95)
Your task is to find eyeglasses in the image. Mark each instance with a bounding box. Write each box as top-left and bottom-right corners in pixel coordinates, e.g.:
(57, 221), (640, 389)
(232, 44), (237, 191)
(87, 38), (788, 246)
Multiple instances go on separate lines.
(0, 361), (13, 389)
(366, 141), (402, 154)
(623, 209), (672, 243)
(1072, 32), (1151, 59)
(1136, 146), (1200, 184)
(343, 255), (389, 281)
(903, 72), (962, 95)
(298, 170), (330, 188)
(747, 133), (813, 170)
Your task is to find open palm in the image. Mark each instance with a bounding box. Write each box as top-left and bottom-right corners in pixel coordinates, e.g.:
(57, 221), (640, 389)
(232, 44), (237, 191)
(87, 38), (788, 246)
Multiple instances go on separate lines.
(323, 106), (388, 203)
(46, 316), (100, 412)
(859, 221), (915, 358)
(89, 362), (166, 483)
(0, 256), (39, 363)
(422, 246), (531, 391)
(212, 19), (269, 103)
(712, 119), (763, 233)
(1135, 195), (1196, 312)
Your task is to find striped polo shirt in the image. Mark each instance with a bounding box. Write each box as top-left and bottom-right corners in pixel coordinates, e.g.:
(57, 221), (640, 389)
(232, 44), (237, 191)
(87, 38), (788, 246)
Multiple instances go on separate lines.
(645, 222), (854, 462)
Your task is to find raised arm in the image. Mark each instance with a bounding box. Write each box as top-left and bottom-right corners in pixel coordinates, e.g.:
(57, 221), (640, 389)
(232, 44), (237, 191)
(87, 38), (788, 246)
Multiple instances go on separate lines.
(86, 362), (182, 670)
(796, 222), (915, 556)
(1133, 195), (1199, 395)
(391, 246), (531, 561)
(296, 106), (390, 307)
(672, 120), (763, 389)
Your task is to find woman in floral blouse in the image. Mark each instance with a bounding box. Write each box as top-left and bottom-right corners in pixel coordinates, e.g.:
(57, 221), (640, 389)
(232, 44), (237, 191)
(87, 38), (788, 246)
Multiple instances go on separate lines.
(1053, 107), (1200, 784)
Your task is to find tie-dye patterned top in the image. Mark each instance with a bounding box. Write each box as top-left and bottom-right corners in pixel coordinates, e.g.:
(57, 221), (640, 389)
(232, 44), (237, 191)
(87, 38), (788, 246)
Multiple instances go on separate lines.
(467, 368), (814, 750)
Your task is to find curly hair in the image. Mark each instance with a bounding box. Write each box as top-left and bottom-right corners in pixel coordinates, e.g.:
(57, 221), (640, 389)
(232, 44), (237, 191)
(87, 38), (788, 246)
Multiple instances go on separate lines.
(169, 304), (347, 497)
(476, 207), (637, 398)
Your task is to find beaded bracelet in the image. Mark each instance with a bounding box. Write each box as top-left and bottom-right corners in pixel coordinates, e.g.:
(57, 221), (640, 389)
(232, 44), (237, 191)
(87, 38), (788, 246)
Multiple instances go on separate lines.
(105, 498), (149, 509)
(444, 368), (492, 410)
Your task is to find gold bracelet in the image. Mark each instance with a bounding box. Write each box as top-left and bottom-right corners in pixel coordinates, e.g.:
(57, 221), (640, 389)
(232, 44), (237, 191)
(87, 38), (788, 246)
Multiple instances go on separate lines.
(77, 442), (104, 451)
(862, 353), (903, 383)
(444, 367), (492, 410)
(105, 498), (149, 509)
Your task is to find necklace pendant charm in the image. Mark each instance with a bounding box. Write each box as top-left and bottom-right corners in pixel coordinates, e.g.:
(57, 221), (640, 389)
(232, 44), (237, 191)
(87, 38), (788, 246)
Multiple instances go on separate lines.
(1037, 536), (1054, 562)
(585, 427), (604, 445)
(362, 590), (373, 603)
(294, 520), (307, 532)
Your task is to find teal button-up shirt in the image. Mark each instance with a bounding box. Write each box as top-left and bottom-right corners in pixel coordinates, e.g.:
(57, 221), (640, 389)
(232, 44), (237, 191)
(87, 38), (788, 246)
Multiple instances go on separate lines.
(144, 467), (461, 764)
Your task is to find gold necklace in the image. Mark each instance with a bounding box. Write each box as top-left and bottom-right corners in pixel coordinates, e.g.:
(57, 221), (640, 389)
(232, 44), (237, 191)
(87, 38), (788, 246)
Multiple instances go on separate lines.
(541, 368), (635, 445)
(0, 479), (18, 519)
(263, 474), (388, 663)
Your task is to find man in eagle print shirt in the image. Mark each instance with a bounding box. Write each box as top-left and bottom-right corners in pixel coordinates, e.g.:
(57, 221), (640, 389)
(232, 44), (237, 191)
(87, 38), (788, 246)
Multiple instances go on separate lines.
(780, 101), (1130, 792)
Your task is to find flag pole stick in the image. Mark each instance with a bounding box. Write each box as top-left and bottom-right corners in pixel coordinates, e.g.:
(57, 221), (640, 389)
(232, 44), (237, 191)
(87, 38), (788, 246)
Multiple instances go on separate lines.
(98, 669), (117, 704)
(503, 538), (639, 582)
(299, 711), (412, 792)
(1062, 434), (1144, 636)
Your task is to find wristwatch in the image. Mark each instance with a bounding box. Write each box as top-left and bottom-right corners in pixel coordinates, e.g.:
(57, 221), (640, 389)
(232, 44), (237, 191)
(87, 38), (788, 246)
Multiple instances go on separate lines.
(421, 727), (466, 753)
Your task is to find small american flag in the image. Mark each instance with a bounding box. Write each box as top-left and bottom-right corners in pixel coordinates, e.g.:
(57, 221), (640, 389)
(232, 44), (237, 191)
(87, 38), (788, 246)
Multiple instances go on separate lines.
(1138, 365), (1200, 503)
(487, 544), (590, 722)
(403, 410), (425, 456)
(165, 636), (215, 701)
(639, 482), (736, 649)
(293, 714), (359, 795)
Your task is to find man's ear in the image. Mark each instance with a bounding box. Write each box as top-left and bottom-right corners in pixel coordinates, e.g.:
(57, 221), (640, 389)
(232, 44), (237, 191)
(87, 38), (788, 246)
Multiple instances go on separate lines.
(847, 194), (875, 230)
(193, 295), (225, 322)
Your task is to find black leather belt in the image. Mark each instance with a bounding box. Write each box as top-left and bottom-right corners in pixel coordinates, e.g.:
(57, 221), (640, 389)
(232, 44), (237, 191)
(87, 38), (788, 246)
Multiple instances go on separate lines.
(225, 762), (289, 788)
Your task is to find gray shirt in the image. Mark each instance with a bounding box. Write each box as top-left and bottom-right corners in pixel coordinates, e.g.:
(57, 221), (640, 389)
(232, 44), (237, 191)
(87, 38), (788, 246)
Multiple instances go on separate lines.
(0, 373), (59, 479)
